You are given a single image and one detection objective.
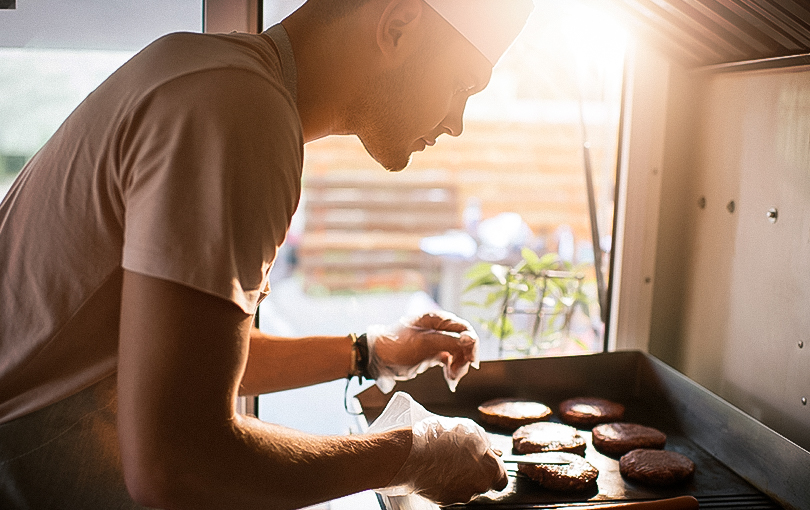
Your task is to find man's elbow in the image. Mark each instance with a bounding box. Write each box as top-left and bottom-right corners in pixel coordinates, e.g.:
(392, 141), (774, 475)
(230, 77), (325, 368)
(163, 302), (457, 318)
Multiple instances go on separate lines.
(121, 450), (188, 509)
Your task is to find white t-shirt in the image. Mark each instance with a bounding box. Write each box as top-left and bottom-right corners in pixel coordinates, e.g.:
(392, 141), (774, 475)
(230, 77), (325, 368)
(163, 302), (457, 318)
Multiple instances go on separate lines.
(0, 28), (303, 423)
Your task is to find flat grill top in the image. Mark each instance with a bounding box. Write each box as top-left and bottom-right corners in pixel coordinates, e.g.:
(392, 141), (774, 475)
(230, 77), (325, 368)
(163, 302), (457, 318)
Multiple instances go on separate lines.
(356, 352), (808, 510)
(375, 398), (766, 508)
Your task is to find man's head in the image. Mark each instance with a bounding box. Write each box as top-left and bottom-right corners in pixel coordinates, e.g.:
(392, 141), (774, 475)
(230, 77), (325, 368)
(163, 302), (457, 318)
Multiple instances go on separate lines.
(289, 0), (533, 171)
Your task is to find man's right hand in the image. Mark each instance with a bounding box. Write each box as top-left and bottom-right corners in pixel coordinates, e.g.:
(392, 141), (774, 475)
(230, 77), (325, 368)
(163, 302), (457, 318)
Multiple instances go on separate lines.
(386, 416), (508, 505)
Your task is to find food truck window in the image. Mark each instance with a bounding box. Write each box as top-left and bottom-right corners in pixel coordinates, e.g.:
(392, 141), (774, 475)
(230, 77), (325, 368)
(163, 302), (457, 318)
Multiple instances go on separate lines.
(0, 0), (201, 200)
(261, 0), (628, 362)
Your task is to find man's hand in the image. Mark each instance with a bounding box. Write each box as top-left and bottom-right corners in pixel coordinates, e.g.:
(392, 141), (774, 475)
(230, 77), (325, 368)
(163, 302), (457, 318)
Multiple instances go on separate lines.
(386, 416), (508, 505)
(366, 310), (479, 393)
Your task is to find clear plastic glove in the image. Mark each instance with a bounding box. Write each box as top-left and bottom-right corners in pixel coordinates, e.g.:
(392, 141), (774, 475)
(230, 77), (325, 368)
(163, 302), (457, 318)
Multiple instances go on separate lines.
(367, 310), (479, 394)
(387, 415), (506, 505)
(369, 393), (507, 507)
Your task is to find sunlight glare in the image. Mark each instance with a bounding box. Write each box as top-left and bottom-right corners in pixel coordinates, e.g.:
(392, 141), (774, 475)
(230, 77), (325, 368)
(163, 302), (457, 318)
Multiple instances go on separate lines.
(525, 0), (629, 90)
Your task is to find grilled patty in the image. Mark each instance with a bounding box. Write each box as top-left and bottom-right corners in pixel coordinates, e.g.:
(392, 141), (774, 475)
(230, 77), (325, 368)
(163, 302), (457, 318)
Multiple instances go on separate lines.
(517, 452), (599, 492)
(559, 397), (625, 427)
(478, 398), (553, 430)
(512, 421), (587, 456)
(592, 422), (667, 456)
(619, 449), (696, 486)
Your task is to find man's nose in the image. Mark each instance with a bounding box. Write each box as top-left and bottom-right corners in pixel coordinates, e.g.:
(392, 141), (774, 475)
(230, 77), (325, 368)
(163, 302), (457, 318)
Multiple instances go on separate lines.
(444, 97), (468, 137)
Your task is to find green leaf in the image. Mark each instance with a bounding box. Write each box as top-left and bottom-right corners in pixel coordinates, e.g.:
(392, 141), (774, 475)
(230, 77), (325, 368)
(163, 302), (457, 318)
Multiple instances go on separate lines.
(484, 290), (507, 307)
(465, 262), (495, 281)
(463, 276), (497, 294)
(496, 316), (516, 339)
(463, 263), (508, 293)
(521, 247), (543, 273)
(577, 300), (591, 317)
(519, 286), (538, 303)
(539, 252), (561, 269)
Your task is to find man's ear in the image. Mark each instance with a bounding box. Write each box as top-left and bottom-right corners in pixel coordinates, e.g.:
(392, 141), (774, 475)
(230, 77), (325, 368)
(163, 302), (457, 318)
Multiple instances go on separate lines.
(376, 0), (423, 61)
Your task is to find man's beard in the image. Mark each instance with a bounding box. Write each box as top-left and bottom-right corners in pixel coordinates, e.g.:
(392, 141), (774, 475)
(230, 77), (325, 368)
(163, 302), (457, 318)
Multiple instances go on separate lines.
(358, 130), (413, 173)
(343, 66), (418, 172)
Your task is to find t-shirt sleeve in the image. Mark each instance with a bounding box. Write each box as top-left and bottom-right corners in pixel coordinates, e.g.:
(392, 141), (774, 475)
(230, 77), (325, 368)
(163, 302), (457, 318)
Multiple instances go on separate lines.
(119, 68), (303, 314)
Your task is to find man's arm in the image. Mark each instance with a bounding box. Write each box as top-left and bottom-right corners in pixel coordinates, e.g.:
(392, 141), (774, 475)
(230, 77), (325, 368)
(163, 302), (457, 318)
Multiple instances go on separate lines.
(239, 329), (355, 395)
(117, 269), (411, 510)
(240, 313), (480, 396)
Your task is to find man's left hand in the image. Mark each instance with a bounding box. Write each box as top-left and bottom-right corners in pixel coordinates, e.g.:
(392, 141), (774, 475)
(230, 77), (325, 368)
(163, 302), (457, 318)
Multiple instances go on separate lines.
(366, 310), (480, 393)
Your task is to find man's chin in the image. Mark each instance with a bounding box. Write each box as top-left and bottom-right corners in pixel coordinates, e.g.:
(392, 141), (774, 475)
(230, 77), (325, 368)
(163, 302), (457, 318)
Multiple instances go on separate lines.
(361, 139), (413, 173)
(383, 156), (411, 173)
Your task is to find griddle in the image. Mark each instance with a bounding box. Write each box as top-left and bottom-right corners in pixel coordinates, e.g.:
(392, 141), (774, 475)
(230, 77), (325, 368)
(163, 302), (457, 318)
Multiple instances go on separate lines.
(355, 351), (810, 509)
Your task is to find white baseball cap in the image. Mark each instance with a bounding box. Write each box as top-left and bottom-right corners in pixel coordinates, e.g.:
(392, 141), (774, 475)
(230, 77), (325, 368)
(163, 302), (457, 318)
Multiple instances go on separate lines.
(423, 0), (534, 66)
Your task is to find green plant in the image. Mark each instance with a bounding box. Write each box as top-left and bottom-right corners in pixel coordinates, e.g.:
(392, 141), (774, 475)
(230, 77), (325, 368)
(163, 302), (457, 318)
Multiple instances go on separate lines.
(463, 247), (594, 357)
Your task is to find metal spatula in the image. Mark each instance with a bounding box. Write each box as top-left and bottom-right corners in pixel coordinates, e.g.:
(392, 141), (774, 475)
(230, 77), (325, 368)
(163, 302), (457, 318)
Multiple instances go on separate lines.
(494, 450), (573, 465)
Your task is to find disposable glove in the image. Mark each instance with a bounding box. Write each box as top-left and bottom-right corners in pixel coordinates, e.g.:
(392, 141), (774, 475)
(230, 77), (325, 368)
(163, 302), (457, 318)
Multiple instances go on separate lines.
(386, 415), (506, 505)
(370, 392), (507, 507)
(366, 310), (479, 393)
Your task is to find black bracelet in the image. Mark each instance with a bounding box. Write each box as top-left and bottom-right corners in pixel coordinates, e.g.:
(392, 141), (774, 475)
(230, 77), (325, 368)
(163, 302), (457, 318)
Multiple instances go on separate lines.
(355, 333), (370, 380)
(344, 333), (370, 415)
(348, 333), (370, 381)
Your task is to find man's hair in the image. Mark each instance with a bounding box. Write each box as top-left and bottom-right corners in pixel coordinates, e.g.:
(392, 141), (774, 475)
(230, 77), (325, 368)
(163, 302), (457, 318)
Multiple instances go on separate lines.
(307, 0), (374, 24)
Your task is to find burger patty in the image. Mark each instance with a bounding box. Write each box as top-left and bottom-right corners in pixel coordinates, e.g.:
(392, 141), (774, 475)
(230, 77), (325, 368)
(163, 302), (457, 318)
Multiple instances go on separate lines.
(559, 397), (625, 427)
(592, 422), (667, 456)
(517, 452), (599, 492)
(619, 449), (696, 486)
(478, 398), (553, 430)
(512, 421), (587, 456)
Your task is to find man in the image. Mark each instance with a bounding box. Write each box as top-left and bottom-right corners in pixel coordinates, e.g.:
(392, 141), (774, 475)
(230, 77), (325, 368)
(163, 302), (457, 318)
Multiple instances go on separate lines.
(0, 0), (532, 508)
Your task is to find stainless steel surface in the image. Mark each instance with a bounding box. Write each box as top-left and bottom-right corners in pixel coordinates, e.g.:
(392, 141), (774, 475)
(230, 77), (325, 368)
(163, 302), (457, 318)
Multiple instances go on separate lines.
(646, 64), (810, 454)
(356, 352), (809, 509)
(595, 0), (810, 68)
(499, 453), (573, 466)
(693, 51), (810, 71)
(533, 495), (699, 509)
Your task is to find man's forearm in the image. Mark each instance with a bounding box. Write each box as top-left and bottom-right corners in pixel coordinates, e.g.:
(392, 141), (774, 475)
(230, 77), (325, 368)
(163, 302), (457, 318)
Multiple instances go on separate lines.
(132, 412), (412, 510)
(239, 329), (355, 395)
(220, 417), (412, 509)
